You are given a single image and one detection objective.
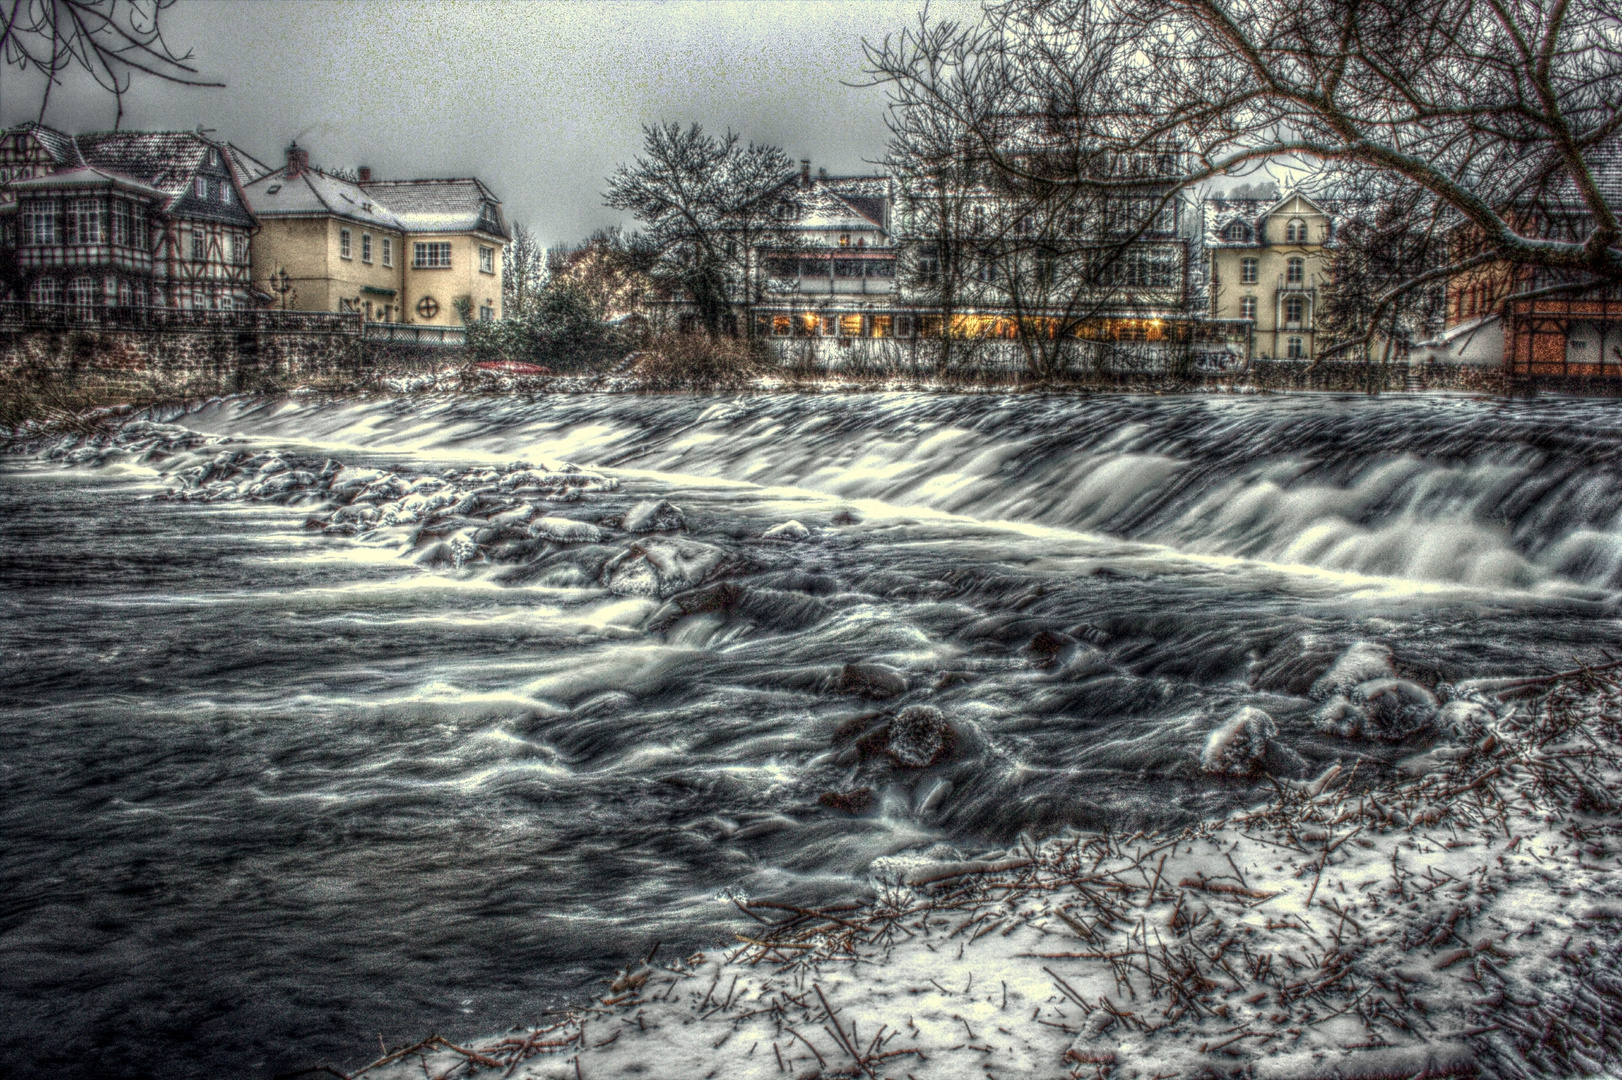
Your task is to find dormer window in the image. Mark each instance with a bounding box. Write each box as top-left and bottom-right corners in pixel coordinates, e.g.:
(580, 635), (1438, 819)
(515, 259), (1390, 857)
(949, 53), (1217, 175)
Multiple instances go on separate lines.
(1286, 218), (1307, 243)
(266, 184), (281, 195)
(1223, 221), (1249, 242)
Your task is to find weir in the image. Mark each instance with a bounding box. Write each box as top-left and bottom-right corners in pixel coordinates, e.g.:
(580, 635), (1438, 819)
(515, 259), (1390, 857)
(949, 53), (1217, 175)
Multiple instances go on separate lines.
(2, 391), (1620, 1078)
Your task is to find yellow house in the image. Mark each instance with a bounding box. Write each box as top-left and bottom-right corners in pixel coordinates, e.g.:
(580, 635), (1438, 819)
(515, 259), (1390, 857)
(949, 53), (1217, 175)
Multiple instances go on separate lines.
(1205, 192), (1332, 361)
(359, 177), (508, 327)
(241, 144), (508, 326)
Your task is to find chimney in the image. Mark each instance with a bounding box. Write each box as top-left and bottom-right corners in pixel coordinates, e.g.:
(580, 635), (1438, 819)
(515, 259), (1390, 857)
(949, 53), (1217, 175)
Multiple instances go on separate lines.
(285, 142), (309, 179)
(818, 167), (827, 181)
(800, 159), (811, 189)
(357, 166), (371, 183)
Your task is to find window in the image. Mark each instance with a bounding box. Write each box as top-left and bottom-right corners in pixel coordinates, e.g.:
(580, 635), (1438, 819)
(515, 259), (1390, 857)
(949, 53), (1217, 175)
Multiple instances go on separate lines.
(917, 246), (940, 285)
(819, 314), (838, 337)
(413, 241), (451, 268)
(111, 201), (130, 247)
(798, 257), (828, 278)
(230, 233), (246, 265)
(1287, 257), (1304, 284)
(1240, 296), (1257, 320)
(479, 303), (494, 322)
(1240, 257), (1259, 284)
(833, 259), (865, 279)
(23, 199), (56, 245)
(194, 176), (207, 198)
(362, 234), (372, 263)
(29, 277), (58, 304)
(479, 246), (494, 274)
(838, 233), (851, 247)
(131, 204), (147, 250)
(771, 314), (792, 337)
(382, 238), (392, 267)
(66, 198), (104, 244)
(895, 314), (914, 338)
(839, 313), (863, 337)
(117, 280), (133, 307)
(68, 275), (99, 309)
(191, 230), (205, 261)
(1286, 218), (1306, 243)
(340, 229), (352, 259)
(221, 184), (234, 207)
(1287, 336), (1305, 359)
(1285, 295), (1305, 325)
(867, 258), (895, 278)
(871, 315), (893, 337)
(1223, 221), (1249, 242)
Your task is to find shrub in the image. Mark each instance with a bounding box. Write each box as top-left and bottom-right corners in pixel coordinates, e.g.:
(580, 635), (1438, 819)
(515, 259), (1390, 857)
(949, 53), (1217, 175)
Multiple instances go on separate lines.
(464, 283), (625, 373)
(631, 332), (772, 389)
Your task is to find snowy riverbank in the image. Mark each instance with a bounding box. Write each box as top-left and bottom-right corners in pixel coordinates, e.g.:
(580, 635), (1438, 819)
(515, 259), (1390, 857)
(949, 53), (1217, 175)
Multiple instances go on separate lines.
(339, 665), (1622, 1080)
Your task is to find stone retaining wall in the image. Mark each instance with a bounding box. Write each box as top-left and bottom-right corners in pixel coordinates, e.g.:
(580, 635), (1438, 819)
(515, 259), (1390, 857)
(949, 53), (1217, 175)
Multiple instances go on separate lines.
(0, 326), (458, 397)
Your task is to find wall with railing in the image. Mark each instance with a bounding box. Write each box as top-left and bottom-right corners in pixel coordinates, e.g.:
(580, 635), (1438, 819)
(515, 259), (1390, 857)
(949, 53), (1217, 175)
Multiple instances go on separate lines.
(0, 302), (363, 334)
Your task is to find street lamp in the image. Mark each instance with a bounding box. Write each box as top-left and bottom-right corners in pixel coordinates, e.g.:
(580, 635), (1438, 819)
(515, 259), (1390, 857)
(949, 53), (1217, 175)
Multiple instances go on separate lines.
(269, 268), (292, 310)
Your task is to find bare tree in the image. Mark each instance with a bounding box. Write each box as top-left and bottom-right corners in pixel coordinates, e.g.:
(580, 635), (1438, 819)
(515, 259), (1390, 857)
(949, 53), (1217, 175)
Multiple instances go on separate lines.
(871, 6), (1191, 379)
(547, 227), (656, 322)
(1, 0), (221, 127)
(502, 221), (546, 319)
(604, 123), (799, 335)
(867, 0), (1622, 356)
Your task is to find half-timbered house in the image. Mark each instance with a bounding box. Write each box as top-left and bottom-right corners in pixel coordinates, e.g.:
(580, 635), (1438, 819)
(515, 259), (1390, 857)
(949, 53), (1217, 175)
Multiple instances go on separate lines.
(0, 122), (258, 311)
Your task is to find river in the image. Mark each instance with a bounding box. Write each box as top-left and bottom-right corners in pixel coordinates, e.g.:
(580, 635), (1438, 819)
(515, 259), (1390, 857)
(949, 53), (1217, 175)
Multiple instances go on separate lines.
(2, 392), (1619, 1078)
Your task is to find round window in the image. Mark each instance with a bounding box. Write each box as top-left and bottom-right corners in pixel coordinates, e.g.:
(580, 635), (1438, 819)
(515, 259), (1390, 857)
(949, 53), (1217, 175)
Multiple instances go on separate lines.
(416, 296), (439, 319)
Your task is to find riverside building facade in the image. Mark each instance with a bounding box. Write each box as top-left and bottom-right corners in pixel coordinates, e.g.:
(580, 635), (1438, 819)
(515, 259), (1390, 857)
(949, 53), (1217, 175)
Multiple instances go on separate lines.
(0, 122), (257, 311)
(243, 145), (510, 327)
(1203, 192), (1334, 362)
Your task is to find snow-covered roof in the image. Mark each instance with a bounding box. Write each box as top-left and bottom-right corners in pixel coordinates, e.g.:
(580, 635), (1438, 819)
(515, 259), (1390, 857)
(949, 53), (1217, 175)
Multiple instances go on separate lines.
(244, 167), (405, 230)
(226, 143), (274, 184)
(359, 178), (509, 238)
(1544, 139), (1622, 211)
(7, 166), (168, 200)
(1203, 191), (1338, 248)
(75, 130), (218, 200)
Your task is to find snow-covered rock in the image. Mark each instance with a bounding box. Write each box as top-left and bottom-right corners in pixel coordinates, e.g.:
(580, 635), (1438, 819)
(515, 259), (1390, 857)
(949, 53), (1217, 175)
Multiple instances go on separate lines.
(1201, 705), (1277, 774)
(1309, 640), (1396, 701)
(885, 705), (954, 767)
(528, 516), (601, 543)
(599, 537), (726, 598)
(623, 499), (684, 533)
(832, 662), (909, 700)
(1351, 677), (1439, 740)
(762, 519), (809, 540)
(1438, 698), (1495, 739)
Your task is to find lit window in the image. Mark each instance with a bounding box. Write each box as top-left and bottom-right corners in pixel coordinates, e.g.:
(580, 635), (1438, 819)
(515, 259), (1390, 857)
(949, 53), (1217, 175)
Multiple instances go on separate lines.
(1287, 336), (1305, 358)
(839, 313), (863, 337)
(362, 234), (372, 264)
(191, 230), (205, 261)
(479, 246), (494, 274)
(1240, 257), (1258, 284)
(340, 229), (352, 259)
(413, 242), (452, 268)
(1287, 257), (1304, 284)
(382, 238), (392, 267)
(1286, 295), (1305, 324)
(771, 315), (792, 336)
(1240, 296), (1257, 320)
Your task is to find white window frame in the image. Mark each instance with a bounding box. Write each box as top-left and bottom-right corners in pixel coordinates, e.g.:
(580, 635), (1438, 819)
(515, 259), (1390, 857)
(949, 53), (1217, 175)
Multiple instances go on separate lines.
(413, 241), (452, 268)
(1287, 257), (1304, 285)
(381, 238), (392, 267)
(340, 228), (352, 260)
(191, 229), (206, 262)
(479, 246), (494, 274)
(1240, 296), (1257, 321)
(1240, 257), (1258, 284)
(362, 233), (372, 264)
(1287, 336), (1305, 359)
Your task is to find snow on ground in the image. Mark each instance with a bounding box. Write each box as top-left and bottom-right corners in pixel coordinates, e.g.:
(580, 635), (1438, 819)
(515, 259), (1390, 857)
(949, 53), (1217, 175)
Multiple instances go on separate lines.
(353, 668), (1622, 1080)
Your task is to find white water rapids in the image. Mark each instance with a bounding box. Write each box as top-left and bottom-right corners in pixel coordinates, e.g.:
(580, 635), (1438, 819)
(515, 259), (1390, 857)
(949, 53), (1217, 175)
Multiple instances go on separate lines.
(2, 391), (1619, 1079)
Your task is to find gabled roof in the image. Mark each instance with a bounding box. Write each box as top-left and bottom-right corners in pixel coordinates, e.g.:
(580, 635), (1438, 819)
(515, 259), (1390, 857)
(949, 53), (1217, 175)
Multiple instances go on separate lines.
(243, 166), (405, 230)
(358, 177), (509, 238)
(12, 122), (84, 167)
(793, 184), (887, 234)
(1202, 190), (1336, 248)
(74, 130), (218, 200)
(1544, 140), (1622, 212)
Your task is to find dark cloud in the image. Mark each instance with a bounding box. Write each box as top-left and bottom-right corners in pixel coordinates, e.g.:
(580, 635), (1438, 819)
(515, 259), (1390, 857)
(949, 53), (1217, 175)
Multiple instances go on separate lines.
(0, 0), (975, 245)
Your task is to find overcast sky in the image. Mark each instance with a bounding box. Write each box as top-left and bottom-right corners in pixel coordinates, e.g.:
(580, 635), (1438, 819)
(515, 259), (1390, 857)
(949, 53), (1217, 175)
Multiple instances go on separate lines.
(0, 0), (982, 246)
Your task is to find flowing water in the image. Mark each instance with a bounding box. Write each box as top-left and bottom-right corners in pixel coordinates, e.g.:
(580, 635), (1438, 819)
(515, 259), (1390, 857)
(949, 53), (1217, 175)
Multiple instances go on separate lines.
(3, 392), (1621, 1079)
